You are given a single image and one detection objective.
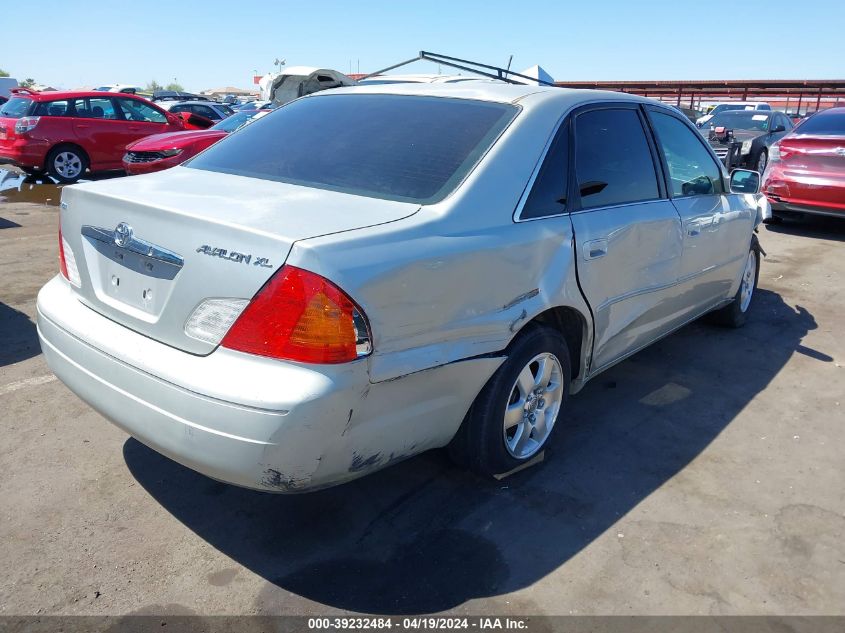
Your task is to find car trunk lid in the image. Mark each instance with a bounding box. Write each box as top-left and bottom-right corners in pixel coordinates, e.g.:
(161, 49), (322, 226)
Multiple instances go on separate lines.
(777, 135), (845, 175)
(60, 167), (420, 354)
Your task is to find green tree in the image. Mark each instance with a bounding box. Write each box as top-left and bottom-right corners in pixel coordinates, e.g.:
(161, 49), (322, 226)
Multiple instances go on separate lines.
(0, 69), (9, 78)
(145, 80), (163, 92)
(20, 78), (36, 88)
(165, 82), (184, 92)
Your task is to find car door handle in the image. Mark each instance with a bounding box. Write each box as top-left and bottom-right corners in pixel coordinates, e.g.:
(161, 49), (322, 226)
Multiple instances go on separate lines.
(583, 238), (608, 260)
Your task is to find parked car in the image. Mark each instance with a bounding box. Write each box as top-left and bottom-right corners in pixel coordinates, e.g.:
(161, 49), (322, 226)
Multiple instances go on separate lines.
(762, 106), (845, 223)
(235, 100), (275, 112)
(151, 90), (212, 103)
(158, 100), (235, 121)
(123, 110), (268, 175)
(0, 88), (198, 183)
(672, 105), (703, 123)
(39, 84), (762, 492)
(697, 102), (771, 127)
(702, 110), (793, 172)
(94, 84), (141, 94)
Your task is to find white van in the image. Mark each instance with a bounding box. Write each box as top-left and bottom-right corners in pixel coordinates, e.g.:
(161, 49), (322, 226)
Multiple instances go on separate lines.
(697, 102), (771, 127)
(0, 77), (19, 99)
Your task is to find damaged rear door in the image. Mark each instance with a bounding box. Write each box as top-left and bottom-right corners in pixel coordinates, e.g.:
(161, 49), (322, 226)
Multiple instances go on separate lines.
(568, 104), (684, 374)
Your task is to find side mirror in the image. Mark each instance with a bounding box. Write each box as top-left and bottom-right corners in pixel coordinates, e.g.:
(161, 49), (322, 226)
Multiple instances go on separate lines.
(771, 124), (786, 133)
(730, 169), (760, 194)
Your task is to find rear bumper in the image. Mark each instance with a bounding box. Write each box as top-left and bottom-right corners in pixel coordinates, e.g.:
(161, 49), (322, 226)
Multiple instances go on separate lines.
(0, 138), (48, 169)
(37, 276), (500, 492)
(769, 200), (845, 218)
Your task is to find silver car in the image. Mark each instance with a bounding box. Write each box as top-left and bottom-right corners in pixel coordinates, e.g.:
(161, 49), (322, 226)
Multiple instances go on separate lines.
(38, 83), (763, 492)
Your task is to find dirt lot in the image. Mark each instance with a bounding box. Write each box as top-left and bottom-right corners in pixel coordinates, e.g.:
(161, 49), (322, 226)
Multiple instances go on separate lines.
(0, 168), (843, 616)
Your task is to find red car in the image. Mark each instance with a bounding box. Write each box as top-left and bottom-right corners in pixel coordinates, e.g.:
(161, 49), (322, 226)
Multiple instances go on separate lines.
(763, 107), (845, 222)
(0, 88), (198, 183)
(123, 110), (266, 175)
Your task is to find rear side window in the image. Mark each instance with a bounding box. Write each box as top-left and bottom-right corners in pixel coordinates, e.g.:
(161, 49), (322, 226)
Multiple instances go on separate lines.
(35, 100), (71, 117)
(794, 111), (845, 135)
(650, 111), (724, 197)
(521, 121), (569, 219)
(188, 94), (518, 205)
(72, 97), (119, 120)
(574, 108), (659, 209)
(0, 97), (33, 118)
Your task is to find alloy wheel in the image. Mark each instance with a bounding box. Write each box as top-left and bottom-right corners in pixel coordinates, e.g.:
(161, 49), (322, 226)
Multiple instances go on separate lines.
(54, 152), (83, 179)
(740, 250), (757, 312)
(503, 352), (564, 459)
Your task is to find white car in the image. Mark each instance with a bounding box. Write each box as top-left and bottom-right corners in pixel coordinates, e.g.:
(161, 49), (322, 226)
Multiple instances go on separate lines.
(357, 74), (486, 86)
(39, 82), (762, 492)
(696, 102), (771, 127)
(94, 84), (142, 94)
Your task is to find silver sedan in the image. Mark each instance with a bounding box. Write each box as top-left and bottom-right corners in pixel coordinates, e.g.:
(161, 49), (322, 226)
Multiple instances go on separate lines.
(38, 82), (762, 491)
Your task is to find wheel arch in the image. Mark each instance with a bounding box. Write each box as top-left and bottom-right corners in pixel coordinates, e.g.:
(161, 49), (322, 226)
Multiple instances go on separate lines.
(509, 305), (590, 381)
(45, 142), (90, 169)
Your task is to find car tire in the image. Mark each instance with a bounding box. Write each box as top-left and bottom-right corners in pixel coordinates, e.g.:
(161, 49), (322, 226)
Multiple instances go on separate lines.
(450, 324), (571, 478)
(756, 148), (768, 174)
(46, 145), (89, 184)
(711, 242), (760, 328)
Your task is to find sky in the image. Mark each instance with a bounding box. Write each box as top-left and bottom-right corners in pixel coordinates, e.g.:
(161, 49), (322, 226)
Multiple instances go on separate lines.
(3, 0), (844, 92)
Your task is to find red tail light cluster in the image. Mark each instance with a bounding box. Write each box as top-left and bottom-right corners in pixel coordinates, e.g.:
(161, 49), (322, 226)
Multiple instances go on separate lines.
(222, 266), (372, 364)
(14, 116), (40, 135)
(58, 225), (81, 286)
(58, 226), (69, 280)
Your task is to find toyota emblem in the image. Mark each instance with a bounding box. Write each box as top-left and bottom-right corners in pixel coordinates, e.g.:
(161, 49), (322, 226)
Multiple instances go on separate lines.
(114, 222), (133, 248)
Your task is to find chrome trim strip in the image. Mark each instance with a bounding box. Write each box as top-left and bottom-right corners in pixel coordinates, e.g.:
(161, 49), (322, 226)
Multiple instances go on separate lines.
(81, 225), (184, 268)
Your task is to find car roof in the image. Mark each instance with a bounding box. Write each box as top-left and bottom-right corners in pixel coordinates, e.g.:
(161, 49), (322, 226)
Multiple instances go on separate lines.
(313, 82), (649, 108)
(161, 100), (223, 107)
(11, 89), (151, 101)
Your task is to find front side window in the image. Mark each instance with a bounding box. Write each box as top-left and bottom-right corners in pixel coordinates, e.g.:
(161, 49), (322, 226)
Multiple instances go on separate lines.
(72, 98), (118, 120)
(116, 98), (167, 124)
(521, 121), (569, 219)
(574, 108), (659, 209)
(188, 94), (518, 205)
(650, 111), (724, 197)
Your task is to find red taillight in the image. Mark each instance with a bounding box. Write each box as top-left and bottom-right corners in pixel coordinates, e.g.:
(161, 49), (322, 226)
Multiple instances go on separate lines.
(58, 226), (69, 280)
(14, 116), (40, 135)
(222, 265), (372, 364)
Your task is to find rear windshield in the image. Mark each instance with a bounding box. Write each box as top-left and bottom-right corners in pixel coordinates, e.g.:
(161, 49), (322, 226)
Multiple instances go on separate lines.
(795, 111), (845, 136)
(187, 94), (518, 204)
(0, 97), (33, 119)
